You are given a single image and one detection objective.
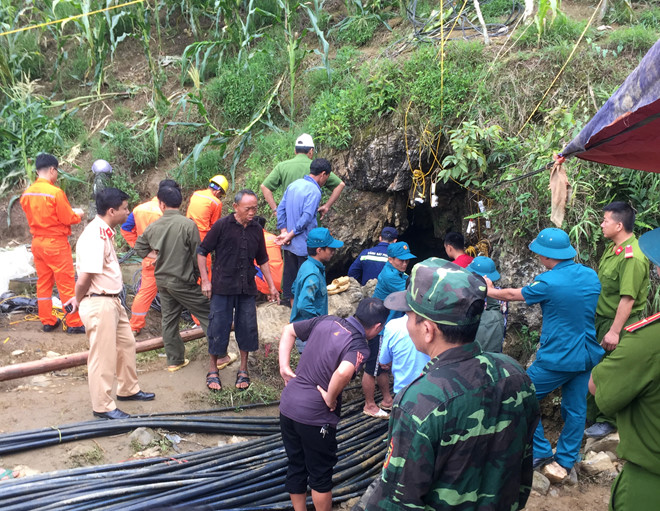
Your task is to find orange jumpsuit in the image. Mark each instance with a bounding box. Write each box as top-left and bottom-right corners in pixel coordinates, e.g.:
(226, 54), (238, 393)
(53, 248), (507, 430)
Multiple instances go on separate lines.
(186, 188), (222, 276)
(20, 177), (83, 328)
(120, 197), (162, 332)
(255, 231), (283, 294)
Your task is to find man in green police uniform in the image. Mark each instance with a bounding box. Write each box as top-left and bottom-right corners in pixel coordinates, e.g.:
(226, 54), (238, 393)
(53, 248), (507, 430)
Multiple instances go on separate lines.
(585, 202), (650, 438)
(363, 258), (539, 510)
(260, 133), (345, 218)
(589, 227), (660, 511)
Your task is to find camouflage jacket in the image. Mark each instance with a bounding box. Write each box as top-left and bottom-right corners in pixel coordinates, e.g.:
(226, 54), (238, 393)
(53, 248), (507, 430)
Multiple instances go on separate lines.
(364, 342), (539, 511)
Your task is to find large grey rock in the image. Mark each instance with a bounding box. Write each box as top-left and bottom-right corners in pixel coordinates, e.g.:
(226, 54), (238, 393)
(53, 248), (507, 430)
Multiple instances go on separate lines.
(328, 278), (363, 318)
(256, 302), (291, 345)
(532, 471), (550, 495)
(580, 451), (617, 476)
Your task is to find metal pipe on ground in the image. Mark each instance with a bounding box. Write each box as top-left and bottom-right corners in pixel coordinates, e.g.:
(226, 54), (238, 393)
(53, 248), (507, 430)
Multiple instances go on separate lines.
(0, 327), (206, 382)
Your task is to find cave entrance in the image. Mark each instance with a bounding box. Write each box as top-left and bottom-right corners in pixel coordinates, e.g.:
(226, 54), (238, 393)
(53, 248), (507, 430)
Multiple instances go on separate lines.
(398, 180), (468, 263)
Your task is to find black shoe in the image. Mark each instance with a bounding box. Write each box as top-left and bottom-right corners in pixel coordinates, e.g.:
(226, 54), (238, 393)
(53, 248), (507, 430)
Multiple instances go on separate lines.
(116, 390), (155, 401)
(93, 408), (131, 420)
(532, 456), (554, 470)
(43, 318), (62, 332)
(66, 326), (86, 335)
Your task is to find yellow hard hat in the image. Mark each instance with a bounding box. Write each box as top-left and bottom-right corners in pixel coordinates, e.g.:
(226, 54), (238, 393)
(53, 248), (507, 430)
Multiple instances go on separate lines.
(209, 174), (228, 193)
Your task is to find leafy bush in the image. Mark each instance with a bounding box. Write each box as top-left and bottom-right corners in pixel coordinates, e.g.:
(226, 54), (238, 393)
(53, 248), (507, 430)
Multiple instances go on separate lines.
(206, 49), (282, 127)
(606, 25), (659, 55)
(334, 15), (381, 46)
(102, 121), (158, 171)
(403, 42), (486, 124)
(516, 13), (589, 48)
(176, 149), (227, 189)
(639, 7), (660, 29)
(59, 114), (86, 141)
(481, 0), (519, 20)
(308, 80), (373, 148)
(109, 169), (140, 206)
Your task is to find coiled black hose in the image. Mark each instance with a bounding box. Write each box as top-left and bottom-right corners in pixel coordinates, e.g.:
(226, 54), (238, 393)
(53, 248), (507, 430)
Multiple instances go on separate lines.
(0, 401), (389, 511)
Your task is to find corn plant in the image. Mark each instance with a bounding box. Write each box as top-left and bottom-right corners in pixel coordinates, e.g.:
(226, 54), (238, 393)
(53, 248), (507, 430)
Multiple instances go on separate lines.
(0, 1), (43, 86)
(534, 0), (562, 44)
(0, 80), (64, 194)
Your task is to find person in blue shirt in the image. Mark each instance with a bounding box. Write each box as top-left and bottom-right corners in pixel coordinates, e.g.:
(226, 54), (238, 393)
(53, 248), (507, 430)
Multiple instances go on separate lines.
(364, 241), (416, 418)
(275, 158), (333, 306)
(373, 242), (416, 301)
(485, 227), (603, 480)
(290, 227), (343, 353)
(348, 227), (398, 285)
(378, 315), (430, 393)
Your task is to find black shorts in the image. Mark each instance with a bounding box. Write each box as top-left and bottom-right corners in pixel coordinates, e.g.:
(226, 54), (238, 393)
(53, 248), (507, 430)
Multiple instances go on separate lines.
(364, 335), (384, 377)
(280, 413), (337, 494)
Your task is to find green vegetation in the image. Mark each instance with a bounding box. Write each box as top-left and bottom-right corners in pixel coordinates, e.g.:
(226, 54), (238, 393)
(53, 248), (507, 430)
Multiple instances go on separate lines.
(1, 0), (659, 278)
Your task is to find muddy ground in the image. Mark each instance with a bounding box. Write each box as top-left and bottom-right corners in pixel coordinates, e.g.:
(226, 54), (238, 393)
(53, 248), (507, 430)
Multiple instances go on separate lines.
(1, 307), (611, 510)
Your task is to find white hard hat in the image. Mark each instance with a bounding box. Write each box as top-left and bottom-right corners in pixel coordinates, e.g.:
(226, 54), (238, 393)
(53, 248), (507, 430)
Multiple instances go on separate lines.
(91, 159), (113, 174)
(295, 133), (314, 149)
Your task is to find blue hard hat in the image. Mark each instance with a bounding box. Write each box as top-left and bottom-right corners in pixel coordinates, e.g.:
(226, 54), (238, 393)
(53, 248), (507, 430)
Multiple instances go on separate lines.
(467, 256), (500, 282)
(528, 228), (576, 260)
(639, 228), (660, 267)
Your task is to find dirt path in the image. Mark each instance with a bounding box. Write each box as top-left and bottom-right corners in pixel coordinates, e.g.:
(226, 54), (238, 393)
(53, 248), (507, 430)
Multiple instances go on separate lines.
(1, 316), (611, 509)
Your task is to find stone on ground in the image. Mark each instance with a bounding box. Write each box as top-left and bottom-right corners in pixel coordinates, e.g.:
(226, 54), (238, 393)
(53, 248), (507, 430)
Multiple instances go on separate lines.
(542, 461), (568, 483)
(532, 471), (551, 495)
(580, 451), (617, 476)
(129, 427), (156, 446)
(584, 432), (620, 454)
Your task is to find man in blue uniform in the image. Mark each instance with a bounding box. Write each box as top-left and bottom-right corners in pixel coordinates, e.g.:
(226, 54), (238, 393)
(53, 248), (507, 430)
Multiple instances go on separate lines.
(290, 228), (343, 353)
(348, 227), (398, 285)
(276, 158), (333, 305)
(485, 228), (602, 480)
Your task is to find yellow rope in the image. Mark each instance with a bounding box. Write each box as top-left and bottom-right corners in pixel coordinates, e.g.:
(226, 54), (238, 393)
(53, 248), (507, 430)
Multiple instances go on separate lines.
(0, 0), (145, 37)
(516, 0), (605, 137)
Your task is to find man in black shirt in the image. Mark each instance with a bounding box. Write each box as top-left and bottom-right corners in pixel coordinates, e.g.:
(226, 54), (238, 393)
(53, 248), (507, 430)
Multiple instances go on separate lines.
(198, 189), (279, 391)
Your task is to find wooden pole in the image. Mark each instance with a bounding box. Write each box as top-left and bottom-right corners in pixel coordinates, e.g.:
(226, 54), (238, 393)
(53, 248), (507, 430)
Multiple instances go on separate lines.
(0, 328), (206, 382)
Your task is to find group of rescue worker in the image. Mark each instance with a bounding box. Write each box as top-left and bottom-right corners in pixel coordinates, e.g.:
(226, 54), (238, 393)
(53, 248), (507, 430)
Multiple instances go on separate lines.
(18, 147), (660, 511)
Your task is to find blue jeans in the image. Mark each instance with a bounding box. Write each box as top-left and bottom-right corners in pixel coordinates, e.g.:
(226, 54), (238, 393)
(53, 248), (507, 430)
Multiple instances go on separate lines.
(208, 294), (258, 355)
(527, 363), (590, 469)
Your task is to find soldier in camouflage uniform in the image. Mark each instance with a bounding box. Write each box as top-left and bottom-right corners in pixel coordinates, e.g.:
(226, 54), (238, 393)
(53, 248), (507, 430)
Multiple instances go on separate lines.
(363, 258), (540, 510)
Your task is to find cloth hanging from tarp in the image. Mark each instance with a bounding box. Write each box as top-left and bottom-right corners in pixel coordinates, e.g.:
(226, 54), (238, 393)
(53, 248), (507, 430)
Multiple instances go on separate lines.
(560, 38), (660, 172)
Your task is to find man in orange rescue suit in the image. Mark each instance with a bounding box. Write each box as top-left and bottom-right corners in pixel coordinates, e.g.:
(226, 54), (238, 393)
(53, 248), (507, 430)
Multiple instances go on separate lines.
(187, 174), (228, 275)
(20, 153), (85, 334)
(120, 180), (178, 336)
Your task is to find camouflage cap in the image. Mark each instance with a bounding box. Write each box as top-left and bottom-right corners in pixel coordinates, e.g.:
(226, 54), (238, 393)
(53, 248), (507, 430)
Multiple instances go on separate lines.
(384, 257), (487, 326)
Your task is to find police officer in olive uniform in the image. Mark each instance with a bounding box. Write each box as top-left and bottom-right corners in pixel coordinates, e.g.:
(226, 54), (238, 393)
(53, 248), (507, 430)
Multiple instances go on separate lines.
(589, 227), (660, 511)
(585, 202), (650, 439)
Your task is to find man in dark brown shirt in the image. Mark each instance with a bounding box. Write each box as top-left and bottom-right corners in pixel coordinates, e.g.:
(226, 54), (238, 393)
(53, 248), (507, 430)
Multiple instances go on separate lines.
(198, 189), (278, 391)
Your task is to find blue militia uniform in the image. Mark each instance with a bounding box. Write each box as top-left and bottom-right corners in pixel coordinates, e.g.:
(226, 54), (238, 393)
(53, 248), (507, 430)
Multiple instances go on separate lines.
(521, 259), (603, 469)
(348, 242), (389, 285)
(373, 262), (408, 322)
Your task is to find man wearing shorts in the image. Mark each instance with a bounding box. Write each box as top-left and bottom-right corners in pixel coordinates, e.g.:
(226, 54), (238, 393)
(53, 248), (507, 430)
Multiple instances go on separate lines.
(278, 298), (388, 511)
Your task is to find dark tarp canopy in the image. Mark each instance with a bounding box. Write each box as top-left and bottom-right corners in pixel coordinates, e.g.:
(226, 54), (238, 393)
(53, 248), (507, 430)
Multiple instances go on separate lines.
(560, 38), (660, 173)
